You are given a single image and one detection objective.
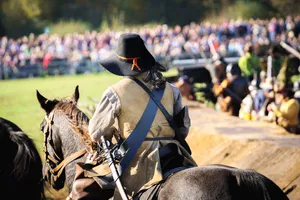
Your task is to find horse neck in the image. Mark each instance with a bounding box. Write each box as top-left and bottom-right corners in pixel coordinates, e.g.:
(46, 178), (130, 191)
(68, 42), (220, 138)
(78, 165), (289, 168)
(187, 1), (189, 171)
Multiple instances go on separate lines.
(51, 113), (88, 191)
(52, 114), (86, 158)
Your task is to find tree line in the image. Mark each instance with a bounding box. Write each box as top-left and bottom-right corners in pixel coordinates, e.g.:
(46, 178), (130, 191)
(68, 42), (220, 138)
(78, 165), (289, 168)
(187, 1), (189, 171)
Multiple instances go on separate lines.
(0, 0), (299, 38)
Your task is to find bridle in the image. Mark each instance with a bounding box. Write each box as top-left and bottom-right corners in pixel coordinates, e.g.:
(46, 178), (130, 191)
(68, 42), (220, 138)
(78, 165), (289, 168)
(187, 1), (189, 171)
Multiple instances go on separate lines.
(43, 111), (86, 183)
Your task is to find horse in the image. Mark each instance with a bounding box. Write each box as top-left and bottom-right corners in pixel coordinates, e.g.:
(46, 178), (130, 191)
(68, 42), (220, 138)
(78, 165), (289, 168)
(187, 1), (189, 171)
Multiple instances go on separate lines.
(36, 86), (90, 192)
(0, 117), (45, 200)
(37, 86), (289, 200)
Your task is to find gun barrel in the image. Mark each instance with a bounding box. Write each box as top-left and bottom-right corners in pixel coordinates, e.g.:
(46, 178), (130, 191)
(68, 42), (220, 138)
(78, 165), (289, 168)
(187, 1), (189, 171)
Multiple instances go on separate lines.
(280, 41), (300, 59)
(100, 136), (129, 200)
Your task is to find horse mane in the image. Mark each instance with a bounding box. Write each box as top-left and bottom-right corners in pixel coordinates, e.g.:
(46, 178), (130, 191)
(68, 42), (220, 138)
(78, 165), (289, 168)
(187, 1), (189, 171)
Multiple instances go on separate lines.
(52, 99), (95, 153)
(0, 118), (45, 199)
(54, 100), (89, 126)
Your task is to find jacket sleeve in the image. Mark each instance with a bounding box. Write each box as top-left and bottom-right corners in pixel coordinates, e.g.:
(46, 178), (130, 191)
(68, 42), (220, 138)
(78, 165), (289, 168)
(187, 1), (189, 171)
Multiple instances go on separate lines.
(171, 84), (191, 139)
(88, 87), (121, 142)
(274, 99), (299, 120)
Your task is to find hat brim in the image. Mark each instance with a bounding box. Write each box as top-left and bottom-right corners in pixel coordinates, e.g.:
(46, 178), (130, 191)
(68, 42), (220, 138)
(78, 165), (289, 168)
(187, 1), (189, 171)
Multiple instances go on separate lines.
(99, 52), (155, 76)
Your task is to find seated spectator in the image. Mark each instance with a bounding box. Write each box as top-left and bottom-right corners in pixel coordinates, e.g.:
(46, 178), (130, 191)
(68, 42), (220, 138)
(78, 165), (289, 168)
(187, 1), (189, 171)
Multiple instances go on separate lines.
(239, 86), (256, 120)
(239, 71), (274, 121)
(255, 72), (275, 117)
(268, 84), (300, 134)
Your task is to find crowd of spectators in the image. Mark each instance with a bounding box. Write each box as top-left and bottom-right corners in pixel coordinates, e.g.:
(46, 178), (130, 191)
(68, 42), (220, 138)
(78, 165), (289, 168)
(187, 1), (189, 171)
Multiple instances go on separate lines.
(0, 16), (300, 78)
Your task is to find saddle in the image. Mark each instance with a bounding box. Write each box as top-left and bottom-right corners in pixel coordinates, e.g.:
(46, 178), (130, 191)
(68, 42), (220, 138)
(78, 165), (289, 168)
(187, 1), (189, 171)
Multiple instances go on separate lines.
(69, 142), (188, 200)
(132, 143), (191, 200)
(68, 160), (115, 200)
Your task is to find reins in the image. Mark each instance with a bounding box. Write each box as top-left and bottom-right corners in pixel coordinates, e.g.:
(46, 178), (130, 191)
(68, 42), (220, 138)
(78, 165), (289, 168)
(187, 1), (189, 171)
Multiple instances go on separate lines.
(43, 112), (86, 182)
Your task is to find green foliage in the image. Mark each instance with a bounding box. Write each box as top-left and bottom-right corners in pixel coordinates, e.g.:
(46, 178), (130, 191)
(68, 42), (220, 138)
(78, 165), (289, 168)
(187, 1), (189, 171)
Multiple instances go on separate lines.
(222, 1), (274, 20)
(20, 0), (41, 18)
(99, 12), (125, 32)
(1, 0), (42, 37)
(270, 0), (300, 16)
(1, 0), (300, 37)
(49, 20), (92, 35)
(99, 18), (162, 33)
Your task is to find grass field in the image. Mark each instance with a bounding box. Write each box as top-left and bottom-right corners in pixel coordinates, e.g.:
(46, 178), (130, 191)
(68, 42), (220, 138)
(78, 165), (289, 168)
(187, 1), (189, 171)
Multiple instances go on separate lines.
(0, 72), (123, 154)
(0, 69), (178, 154)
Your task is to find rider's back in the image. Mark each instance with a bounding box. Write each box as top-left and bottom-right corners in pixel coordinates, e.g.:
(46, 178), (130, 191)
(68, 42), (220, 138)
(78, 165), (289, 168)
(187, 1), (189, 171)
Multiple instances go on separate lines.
(111, 77), (196, 199)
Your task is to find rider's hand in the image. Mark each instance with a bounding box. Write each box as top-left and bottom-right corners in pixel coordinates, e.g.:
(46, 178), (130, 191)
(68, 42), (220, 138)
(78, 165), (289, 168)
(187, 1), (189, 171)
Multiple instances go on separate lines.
(105, 126), (118, 140)
(85, 151), (100, 164)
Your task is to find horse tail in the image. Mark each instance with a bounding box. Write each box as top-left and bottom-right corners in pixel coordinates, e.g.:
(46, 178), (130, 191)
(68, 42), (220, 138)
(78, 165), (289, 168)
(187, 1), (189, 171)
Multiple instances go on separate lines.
(9, 130), (45, 199)
(237, 169), (289, 200)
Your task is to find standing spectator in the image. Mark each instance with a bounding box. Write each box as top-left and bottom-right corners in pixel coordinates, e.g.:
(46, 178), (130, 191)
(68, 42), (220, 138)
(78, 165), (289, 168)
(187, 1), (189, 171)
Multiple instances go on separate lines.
(268, 44), (287, 78)
(277, 55), (300, 89)
(42, 52), (52, 69)
(212, 53), (228, 84)
(238, 43), (260, 83)
(0, 62), (4, 80)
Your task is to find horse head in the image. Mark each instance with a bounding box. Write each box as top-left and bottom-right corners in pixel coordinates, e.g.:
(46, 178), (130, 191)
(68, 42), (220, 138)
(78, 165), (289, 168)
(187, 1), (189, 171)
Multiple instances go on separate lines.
(37, 86), (92, 191)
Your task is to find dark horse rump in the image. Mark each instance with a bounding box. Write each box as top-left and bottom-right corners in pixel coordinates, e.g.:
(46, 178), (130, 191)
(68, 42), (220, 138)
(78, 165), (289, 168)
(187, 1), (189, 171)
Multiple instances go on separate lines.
(136, 164), (289, 200)
(0, 117), (44, 200)
(71, 163), (290, 200)
(70, 163), (290, 200)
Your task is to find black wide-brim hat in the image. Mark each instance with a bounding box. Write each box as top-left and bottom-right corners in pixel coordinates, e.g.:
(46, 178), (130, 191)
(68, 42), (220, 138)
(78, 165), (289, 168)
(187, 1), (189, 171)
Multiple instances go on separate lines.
(99, 33), (155, 76)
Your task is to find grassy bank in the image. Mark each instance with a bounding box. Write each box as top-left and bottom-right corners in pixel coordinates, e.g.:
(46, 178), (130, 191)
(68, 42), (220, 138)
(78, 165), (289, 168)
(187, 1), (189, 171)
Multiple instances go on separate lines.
(0, 72), (122, 153)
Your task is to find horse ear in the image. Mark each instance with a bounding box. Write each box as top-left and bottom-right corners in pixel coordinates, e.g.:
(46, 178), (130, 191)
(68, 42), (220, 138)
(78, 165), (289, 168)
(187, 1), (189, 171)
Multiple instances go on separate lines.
(36, 90), (55, 113)
(72, 85), (80, 104)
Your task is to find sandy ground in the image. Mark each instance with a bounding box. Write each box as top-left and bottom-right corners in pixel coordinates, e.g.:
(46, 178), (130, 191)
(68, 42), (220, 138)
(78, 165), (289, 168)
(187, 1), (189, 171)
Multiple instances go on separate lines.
(184, 100), (300, 200)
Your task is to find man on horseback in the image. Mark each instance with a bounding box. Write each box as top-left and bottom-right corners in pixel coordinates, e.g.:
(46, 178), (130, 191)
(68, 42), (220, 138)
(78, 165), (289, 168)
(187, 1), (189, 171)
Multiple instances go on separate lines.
(74, 33), (197, 200)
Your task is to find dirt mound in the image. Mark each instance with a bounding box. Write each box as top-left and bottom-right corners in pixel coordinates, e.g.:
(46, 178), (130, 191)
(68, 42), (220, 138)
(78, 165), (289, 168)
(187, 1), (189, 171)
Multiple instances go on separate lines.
(186, 104), (300, 200)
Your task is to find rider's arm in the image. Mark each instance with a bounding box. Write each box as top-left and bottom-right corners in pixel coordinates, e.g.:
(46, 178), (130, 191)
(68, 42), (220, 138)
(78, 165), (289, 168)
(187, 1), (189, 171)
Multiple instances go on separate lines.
(88, 87), (121, 142)
(171, 84), (191, 139)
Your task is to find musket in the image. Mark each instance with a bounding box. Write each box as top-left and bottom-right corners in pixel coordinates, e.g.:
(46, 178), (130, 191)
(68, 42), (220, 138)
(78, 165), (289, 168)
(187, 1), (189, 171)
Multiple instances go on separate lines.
(280, 41), (300, 60)
(100, 136), (129, 200)
(267, 55), (273, 79)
